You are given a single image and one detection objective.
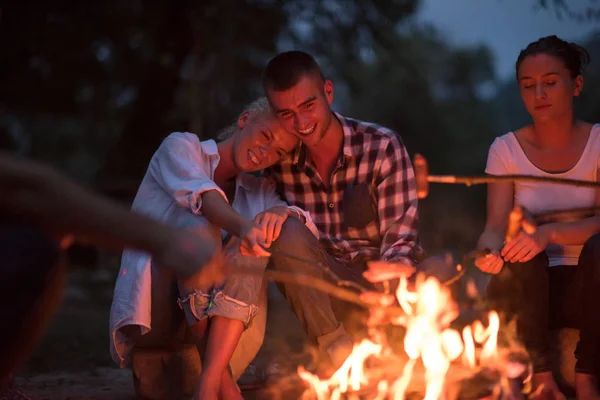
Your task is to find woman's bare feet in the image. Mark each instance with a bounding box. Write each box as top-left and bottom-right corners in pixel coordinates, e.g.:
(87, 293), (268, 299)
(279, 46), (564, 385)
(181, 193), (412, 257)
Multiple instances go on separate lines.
(575, 373), (600, 400)
(530, 372), (566, 400)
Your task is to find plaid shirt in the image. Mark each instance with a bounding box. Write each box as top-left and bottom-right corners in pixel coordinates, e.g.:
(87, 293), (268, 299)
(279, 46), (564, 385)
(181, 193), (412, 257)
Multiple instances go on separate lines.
(265, 113), (422, 266)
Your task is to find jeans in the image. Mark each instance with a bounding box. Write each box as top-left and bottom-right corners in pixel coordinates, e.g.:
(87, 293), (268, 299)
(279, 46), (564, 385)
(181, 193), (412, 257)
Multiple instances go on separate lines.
(268, 218), (455, 354)
(177, 236), (266, 327)
(487, 232), (600, 375)
(132, 213), (267, 381)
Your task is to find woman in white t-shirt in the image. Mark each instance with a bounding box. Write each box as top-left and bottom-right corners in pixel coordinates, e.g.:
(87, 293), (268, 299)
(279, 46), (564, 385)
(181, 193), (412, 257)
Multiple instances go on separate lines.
(475, 36), (600, 400)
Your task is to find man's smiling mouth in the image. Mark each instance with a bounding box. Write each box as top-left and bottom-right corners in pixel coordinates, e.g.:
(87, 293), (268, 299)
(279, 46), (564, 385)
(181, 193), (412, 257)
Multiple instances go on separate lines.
(298, 124), (316, 135)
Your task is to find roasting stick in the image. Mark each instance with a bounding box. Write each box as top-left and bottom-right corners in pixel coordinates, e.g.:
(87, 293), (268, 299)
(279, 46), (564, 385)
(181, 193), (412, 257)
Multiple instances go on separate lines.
(413, 154), (600, 199)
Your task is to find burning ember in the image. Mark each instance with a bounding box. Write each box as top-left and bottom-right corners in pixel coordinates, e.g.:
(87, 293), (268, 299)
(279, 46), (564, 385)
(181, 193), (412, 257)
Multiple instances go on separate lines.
(298, 275), (528, 400)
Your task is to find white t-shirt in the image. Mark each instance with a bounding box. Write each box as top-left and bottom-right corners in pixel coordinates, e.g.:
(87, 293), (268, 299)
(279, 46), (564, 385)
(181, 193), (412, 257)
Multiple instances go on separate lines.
(485, 124), (600, 267)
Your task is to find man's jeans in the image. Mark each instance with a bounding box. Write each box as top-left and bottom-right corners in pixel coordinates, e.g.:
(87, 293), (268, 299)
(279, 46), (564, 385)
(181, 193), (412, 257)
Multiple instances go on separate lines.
(488, 232), (600, 375)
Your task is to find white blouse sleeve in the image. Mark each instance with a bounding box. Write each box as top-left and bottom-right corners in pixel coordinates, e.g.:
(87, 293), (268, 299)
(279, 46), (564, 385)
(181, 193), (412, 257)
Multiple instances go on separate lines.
(149, 134), (227, 214)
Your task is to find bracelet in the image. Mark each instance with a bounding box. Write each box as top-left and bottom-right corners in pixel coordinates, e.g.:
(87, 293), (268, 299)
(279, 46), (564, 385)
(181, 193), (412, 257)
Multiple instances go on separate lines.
(288, 207), (304, 221)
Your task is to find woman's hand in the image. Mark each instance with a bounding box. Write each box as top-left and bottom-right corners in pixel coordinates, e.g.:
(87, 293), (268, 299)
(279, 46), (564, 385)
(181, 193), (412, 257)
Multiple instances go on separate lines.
(239, 222), (270, 257)
(501, 225), (551, 264)
(474, 250), (504, 274)
(253, 206), (291, 247)
(474, 230), (505, 274)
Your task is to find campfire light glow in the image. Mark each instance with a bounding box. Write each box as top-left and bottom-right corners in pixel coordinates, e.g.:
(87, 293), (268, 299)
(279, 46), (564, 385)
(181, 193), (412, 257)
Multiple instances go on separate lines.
(299, 275), (510, 400)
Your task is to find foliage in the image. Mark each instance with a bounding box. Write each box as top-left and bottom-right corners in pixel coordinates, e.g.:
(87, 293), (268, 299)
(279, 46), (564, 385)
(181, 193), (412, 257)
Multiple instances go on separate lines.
(535, 0), (600, 20)
(2, 0), (599, 252)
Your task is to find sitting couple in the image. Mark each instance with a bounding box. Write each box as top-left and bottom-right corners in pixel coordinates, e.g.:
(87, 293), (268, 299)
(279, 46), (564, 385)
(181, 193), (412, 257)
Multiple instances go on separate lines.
(110, 51), (436, 399)
(110, 51), (440, 400)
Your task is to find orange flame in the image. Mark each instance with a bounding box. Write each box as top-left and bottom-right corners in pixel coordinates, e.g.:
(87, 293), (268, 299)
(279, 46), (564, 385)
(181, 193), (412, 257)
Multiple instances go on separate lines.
(299, 275), (506, 399)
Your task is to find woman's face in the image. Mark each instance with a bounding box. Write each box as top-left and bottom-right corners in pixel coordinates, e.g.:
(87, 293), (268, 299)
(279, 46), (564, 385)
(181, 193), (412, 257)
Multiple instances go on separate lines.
(517, 53), (583, 123)
(232, 112), (299, 172)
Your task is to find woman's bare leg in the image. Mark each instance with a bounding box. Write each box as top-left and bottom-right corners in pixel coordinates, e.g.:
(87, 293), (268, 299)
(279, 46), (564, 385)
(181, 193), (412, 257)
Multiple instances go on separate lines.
(195, 316), (244, 400)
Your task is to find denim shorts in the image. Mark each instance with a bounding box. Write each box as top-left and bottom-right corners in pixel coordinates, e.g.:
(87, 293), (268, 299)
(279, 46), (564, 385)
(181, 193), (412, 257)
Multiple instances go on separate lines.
(177, 236), (268, 327)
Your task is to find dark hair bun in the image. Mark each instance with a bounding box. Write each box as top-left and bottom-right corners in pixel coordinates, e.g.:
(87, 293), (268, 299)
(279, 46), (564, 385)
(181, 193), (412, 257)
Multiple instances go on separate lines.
(516, 35), (590, 79)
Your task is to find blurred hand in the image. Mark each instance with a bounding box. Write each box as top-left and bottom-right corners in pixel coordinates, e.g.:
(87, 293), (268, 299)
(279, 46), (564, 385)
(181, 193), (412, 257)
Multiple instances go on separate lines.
(363, 260), (416, 283)
(239, 222), (270, 257)
(359, 291), (396, 307)
(501, 226), (550, 264)
(155, 229), (227, 287)
(474, 249), (504, 274)
(253, 206), (290, 247)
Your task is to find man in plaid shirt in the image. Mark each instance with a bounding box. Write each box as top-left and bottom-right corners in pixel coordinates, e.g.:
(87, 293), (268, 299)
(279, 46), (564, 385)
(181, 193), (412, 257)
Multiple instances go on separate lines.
(262, 51), (437, 367)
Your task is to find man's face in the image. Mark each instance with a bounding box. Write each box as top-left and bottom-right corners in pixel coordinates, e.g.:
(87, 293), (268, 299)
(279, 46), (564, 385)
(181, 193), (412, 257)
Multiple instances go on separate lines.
(266, 74), (334, 148)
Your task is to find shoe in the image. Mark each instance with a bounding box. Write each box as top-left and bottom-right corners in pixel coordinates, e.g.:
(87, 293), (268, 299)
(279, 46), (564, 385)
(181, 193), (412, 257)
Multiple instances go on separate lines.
(326, 335), (354, 370)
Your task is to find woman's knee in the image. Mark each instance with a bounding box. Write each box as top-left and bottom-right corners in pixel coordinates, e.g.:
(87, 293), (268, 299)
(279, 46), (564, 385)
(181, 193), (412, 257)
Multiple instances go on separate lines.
(578, 232), (600, 278)
(581, 232), (600, 260)
(488, 252), (549, 297)
(509, 252), (548, 277)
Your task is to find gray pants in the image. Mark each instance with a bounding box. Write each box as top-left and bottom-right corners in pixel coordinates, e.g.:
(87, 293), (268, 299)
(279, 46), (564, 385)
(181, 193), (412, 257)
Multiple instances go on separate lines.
(268, 218), (455, 355)
(267, 218), (371, 354)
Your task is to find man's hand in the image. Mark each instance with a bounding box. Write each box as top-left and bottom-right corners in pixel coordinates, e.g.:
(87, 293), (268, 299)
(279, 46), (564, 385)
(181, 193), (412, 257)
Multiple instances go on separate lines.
(474, 249), (504, 274)
(239, 222), (271, 257)
(501, 225), (551, 264)
(253, 206), (291, 248)
(363, 260), (416, 283)
(154, 229), (227, 287)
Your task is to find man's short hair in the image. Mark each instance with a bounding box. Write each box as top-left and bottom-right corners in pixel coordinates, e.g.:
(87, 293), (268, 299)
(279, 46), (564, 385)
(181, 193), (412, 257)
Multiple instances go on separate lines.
(262, 51), (325, 92)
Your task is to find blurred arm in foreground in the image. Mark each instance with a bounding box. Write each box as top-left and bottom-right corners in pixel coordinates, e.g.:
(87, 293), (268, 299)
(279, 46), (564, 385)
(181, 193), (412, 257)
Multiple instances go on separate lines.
(0, 151), (223, 385)
(0, 151), (223, 281)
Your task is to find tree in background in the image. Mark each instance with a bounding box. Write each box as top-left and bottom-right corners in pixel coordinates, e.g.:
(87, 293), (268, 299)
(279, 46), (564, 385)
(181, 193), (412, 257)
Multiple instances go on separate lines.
(1, 0), (598, 252)
(0, 0), (288, 182)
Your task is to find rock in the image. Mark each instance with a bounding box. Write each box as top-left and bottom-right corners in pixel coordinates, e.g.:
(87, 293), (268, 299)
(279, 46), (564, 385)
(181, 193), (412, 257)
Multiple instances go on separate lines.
(132, 346), (201, 400)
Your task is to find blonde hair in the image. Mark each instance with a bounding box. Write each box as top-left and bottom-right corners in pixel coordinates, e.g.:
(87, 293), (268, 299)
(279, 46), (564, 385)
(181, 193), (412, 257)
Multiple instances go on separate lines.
(217, 97), (272, 141)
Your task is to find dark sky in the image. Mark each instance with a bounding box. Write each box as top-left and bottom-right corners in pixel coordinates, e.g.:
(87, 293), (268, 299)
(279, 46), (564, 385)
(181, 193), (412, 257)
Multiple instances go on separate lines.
(417, 0), (599, 80)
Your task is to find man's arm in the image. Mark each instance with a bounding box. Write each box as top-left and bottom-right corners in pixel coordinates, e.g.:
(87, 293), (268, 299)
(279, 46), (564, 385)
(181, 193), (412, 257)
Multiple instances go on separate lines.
(0, 152), (224, 282)
(374, 136), (421, 266)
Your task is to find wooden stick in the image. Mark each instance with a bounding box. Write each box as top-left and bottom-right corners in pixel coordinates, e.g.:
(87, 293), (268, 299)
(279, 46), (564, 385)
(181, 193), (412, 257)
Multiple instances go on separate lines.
(428, 174), (600, 189)
(413, 153), (600, 199)
(506, 206), (523, 242)
(535, 205), (600, 223)
(267, 248), (368, 293)
(233, 266), (406, 317)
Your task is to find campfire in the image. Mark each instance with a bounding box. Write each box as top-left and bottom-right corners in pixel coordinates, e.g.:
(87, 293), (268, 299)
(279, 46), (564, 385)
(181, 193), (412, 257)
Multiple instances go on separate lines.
(297, 274), (529, 400)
